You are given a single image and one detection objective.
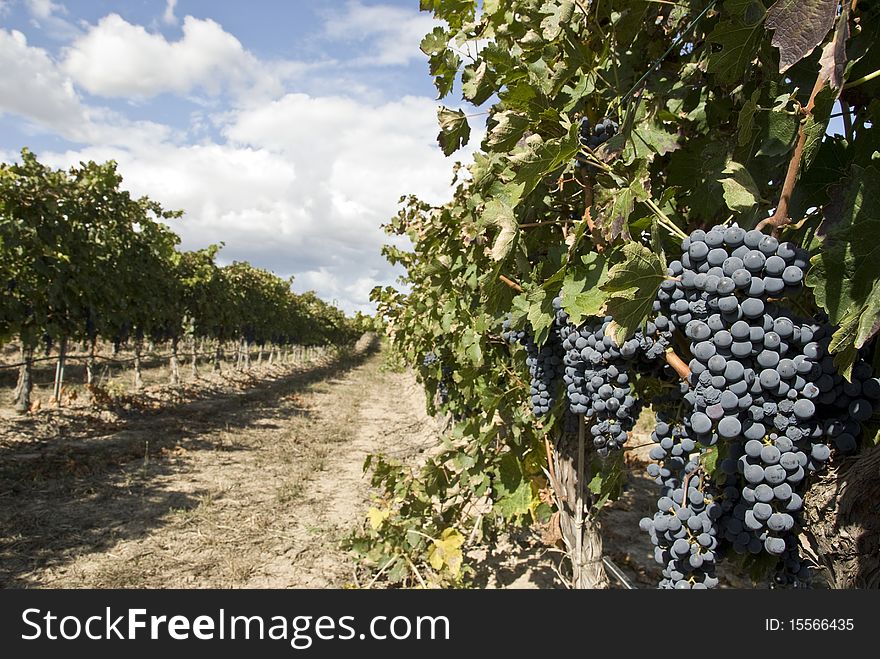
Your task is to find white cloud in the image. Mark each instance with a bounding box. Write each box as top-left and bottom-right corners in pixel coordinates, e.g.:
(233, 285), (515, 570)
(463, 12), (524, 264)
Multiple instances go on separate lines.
(0, 28), (173, 147)
(162, 0), (178, 26)
(0, 29), (84, 131)
(26, 0), (64, 19)
(0, 5), (477, 313)
(24, 0), (80, 40)
(34, 92), (466, 313)
(62, 14), (288, 101)
(323, 1), (437, 66)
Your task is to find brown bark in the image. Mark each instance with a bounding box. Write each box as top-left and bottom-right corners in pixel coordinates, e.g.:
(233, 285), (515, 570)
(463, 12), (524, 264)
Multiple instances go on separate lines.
(170, 336), (180, 385)
(86, 336), (97, 386)
(52, 338), (67, 407)
(756, 69), (832, 233)
(190, 335), (198, 379)
(550, 419), (610, 588)
(13, 344), (34, 414)
(803, 444), (880, 588)
(213, 341), (222, 373)
(133, 338), (144, 391)
(499, 275), (524, 293)
(665, 348), (691, 380)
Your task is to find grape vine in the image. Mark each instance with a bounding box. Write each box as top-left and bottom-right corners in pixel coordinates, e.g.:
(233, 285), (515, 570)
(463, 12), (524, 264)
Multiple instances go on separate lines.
(353, 0), (880, 589)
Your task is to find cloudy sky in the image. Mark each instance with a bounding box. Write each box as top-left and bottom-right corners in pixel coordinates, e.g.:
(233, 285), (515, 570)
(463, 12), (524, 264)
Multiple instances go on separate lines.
(0, 0), (476, 313)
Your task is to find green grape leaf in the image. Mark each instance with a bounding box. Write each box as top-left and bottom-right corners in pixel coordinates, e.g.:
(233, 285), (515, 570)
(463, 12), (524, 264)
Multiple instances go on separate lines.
(766, 0), (837, 73)
(510, 126), (580, 197)
(701, 446), (720, 476)
(807, 165), (880, 376)
(481, 198), (519, 262)
(486, 111), (530, 152)
(429, 50), (462, 99)
(462, 61), (495, 106)
(706, 0), (766, 85)
(419, 0), (475, 31)
(420, 26), (449, 56)
(600, 243), (667, 346)
(587, 453), (624, 511)
(758, 109), (799, 157)
(525, 286), (555, 346)
(461, 327), (484, 366)
(493, 453), (536, 520)
(540, 0), (576, 41)
(628, 121), (681, 162)
(801, 85), (838, 169)
(437, 107), (471, 156)
(592, 165), (650, 240)
(737, 89), (760, 146)
(560, 252), (610, 327)
(719, 160), (762, 212)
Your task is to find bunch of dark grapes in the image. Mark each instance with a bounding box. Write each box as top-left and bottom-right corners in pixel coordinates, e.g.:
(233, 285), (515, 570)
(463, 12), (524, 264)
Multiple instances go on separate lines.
(640, 381), (723, 589)
(810, 341), (880, 454)
(578, 116), (619, 149)
(644, 383), (694, 488)
(439, 365), (452, 405)
(503, 314), (564, 417)
(560, 312), (642, 455)
(643, 223), (880, 588)
(573, 116), (620, 177)
(640, 463), (722, 589)
(422, 352), (453, 405)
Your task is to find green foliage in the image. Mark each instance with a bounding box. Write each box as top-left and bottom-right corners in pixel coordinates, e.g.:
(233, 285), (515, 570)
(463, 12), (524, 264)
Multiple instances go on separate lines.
(600, 243), (667, 346)
(347, 430), (544, 587)
(0, 150), (359, 354)
(807, 165), (880, 376)
(355, 0), (880, 585)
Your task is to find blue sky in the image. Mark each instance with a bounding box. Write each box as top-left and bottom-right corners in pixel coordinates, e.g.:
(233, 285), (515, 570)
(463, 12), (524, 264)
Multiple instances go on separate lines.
(0, 0), (471, 313)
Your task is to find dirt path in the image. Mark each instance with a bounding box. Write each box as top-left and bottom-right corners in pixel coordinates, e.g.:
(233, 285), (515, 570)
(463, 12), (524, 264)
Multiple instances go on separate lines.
(0, 349), (439, 588)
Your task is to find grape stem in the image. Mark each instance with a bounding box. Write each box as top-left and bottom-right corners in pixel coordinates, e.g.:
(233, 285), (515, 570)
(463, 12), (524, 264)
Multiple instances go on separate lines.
(680, 469), (695, 508)
(574, 414), (586, 583)
(843, 67), (880, 89)
(664, 347), (691, 380)
(519, 220), (568, 228)
(644, 197), (688, 240)
(680, 465), (705, 507)
(582, 181), (607, 253)
(544, 436), (563, 502)
(756, 66), (833, 234)
(499, 274), (524, 293)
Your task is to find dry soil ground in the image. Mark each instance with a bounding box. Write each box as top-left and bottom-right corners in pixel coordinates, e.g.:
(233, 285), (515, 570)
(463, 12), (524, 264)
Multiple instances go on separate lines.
(0, 345), (752, 589)
(0, 346), (445, 588)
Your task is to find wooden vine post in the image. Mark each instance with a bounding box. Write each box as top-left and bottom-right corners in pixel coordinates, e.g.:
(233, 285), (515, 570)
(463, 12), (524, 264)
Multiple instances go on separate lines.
(190, 334), (198, 379)
(548, 416), (609, 588)
(12, 343), (34, 414)
(52, 338), (67, 407)
(169, 336), (181, 385)
(133, 336), (144, 391)
(86, 336), (98, 386)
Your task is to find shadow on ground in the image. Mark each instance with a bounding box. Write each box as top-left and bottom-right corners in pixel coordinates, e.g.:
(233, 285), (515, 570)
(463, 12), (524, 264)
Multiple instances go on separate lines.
(0, 350), (370, 587)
